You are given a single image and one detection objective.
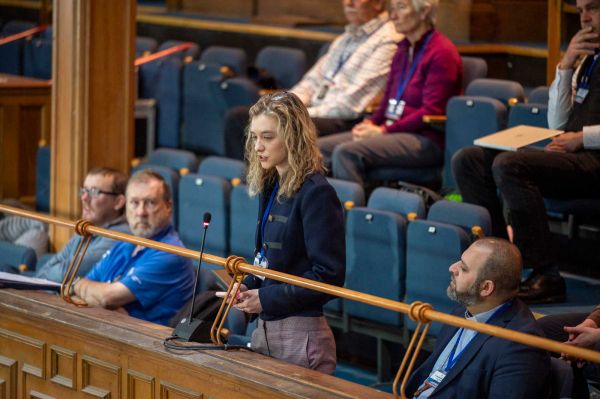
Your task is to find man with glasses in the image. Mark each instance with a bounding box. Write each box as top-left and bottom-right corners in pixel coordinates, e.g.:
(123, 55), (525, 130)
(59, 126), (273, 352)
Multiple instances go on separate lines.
(1, 167), (129, 281)
(72, 169), (195, 326)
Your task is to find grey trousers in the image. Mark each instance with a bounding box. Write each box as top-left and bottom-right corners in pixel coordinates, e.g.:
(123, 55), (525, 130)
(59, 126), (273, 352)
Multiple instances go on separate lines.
(318, 132), (443, 186)
(251, 316), (336, 374)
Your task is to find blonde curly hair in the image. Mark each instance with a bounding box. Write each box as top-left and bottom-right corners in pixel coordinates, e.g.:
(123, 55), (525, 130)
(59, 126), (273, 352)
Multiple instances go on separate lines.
(245, 91), (323, 201)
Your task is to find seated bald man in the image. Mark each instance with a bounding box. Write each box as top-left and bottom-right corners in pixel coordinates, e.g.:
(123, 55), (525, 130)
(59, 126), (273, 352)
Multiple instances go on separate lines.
(73, 170), (195, 326)
(406, 238), (550, 399)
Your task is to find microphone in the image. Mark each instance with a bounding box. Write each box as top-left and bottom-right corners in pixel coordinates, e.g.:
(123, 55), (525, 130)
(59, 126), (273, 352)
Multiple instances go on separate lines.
(173, 212), (219, 342)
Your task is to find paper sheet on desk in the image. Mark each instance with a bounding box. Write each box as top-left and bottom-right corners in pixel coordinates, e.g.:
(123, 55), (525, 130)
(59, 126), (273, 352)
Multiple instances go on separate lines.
(0, 271), (61, 291)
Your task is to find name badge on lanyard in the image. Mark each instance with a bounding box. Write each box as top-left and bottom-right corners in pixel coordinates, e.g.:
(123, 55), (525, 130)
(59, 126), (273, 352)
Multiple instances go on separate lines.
(253, 253), (268, 280)
(317, 82), (330, 100)
(576, 54), (599, 103)
(255, 181), (279, 280)
(385, 32), (433, 126)
(425, 370), (446, 388)
(575, 87), (589, 104)
(385, 99), (406, 121)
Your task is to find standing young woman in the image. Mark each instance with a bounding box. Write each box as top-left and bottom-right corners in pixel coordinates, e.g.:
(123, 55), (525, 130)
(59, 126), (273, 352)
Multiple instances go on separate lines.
(232, 91), (345, 374)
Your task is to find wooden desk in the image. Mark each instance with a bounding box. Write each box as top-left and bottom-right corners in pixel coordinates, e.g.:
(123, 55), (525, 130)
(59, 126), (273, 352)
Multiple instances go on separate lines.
(0, 289), (391, 399)
(0, 74), (51, 200)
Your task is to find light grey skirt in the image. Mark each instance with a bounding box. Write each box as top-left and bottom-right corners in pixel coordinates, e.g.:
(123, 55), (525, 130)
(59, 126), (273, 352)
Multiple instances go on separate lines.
(251, 316), (336, 374)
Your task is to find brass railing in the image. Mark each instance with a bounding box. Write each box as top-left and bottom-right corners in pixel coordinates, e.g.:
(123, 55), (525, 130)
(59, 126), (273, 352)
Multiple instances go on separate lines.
(1, 204), (599, 398)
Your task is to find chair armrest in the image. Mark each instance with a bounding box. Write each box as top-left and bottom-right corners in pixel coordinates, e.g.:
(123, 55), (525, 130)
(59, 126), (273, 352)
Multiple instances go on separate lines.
(423, 115), (447, 131)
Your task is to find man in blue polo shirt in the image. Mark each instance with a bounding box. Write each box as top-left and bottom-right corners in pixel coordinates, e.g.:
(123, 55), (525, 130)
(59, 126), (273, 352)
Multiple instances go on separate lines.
(73, 170), (195, 326)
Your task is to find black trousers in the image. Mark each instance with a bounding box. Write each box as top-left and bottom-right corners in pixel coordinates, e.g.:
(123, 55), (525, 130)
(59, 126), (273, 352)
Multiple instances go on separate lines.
(452, 146), (600, 271)
(223, 105), (359, 160)
(538, 313), (597, 399)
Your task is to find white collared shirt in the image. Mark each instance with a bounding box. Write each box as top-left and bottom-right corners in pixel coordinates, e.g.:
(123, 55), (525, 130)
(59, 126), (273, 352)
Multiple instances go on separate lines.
(548, 58), (600, 149)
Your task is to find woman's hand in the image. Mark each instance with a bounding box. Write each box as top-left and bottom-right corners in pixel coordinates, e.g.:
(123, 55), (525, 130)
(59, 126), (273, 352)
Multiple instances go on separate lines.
(215, 283), (247, 305)
(234, 289), (263, 314)
(352, 120), (384, 141)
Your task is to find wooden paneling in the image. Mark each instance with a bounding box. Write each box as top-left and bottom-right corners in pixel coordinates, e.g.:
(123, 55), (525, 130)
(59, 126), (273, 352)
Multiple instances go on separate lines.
(127, 371), (154, 399)
(0, 289), (390, 399)
(49, 346), (76, 390)
(0, 74), (51, 200)
(81, 356), (121, 399)
(0, 355), (18, 399)
(51, 0), (136, 248)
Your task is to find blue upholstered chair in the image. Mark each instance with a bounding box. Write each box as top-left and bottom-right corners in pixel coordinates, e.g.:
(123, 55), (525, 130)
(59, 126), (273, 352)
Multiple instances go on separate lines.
(405, 200), (491, 335)
(198, 156), (245, 182)
(157, 40), (200, 62)
(23, 37), (52, 79)
(465, 78), (526, 106)
(181, 46), (247, 155)
(145, 148), (199, 175)
(36, 145), (50, 213)
(507, 103), (549, 129)
(229, 183), (259, 262)
(528, 86), (550, 105)
(461, 56), (488, 90)
(135, 36), (158, 58)
(0, 20), (36, 75)
(0, 241), (37, 271)
(255, 46), (307, 89)
(344, 190), (425, 327)
(178, 174), (231, 259)
(444, 96), (507, 189)
(327, 177), (366, 211)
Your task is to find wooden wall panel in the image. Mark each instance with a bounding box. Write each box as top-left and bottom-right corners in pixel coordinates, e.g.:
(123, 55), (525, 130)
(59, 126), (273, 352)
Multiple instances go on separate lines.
(0, 355), (17, 399)
(49, 346), (76, 390)
(51, 0), (136, 248)
(0, 290), (390, 399)
(0, 328), (46, 379)
(127, 370), (154, 399)
(81, 356), (121, 399)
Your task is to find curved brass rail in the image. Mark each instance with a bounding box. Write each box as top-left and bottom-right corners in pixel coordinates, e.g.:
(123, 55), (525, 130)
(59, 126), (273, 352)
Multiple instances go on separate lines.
(2, 204), (599, 391)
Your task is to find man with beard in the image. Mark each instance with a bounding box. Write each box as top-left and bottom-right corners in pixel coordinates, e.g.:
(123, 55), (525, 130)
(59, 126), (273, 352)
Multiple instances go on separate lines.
(406, 238), (550, 399)
(73, 170), (195, 326)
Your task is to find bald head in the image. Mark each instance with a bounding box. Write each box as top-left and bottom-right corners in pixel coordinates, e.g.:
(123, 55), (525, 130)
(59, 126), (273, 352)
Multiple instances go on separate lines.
(474, 238), (522, 299)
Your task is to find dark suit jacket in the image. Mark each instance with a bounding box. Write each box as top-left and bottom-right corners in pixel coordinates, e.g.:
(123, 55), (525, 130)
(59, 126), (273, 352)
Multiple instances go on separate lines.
(406, 299), (550, 399)
(243, 173), (346, 321)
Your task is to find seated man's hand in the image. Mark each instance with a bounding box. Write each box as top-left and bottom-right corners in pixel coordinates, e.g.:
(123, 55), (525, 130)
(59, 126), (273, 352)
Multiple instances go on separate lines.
(233, 289), (262, 314)
(560, 318), (599, 366)
(545, 131), (583, 153)
(560, 27), (599, 70)
(352, 120), (384, 141)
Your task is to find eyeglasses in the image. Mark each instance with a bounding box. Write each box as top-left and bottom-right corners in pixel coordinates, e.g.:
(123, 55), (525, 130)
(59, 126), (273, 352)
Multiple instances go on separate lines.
(80, 187), (119, 198)
(127, 198), (161, 211)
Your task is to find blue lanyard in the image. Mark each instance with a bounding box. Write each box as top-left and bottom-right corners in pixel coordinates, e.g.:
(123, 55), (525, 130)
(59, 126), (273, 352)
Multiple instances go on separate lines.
(328, 22), (387, 80)
(260, 181), (279, 257)
(579, 54), (600, 89)
(444, 301), (512, 372)
(394, 32), (433, 102)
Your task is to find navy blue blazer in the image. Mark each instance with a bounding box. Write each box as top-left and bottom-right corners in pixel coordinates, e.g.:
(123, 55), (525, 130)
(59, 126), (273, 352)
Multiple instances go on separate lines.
(406, 299), (550, 399)
(243, 173), (346, 321)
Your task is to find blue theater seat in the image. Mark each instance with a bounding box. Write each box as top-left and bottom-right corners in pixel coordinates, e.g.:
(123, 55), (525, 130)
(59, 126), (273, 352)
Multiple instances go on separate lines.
(229, 183), (259, 262)
(181, 47), (247, 155)
(444, 96), (507, 189)
(255, 46), (307, 89)
(178, 174), (230, 258)
(405, 200), (491, 335)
